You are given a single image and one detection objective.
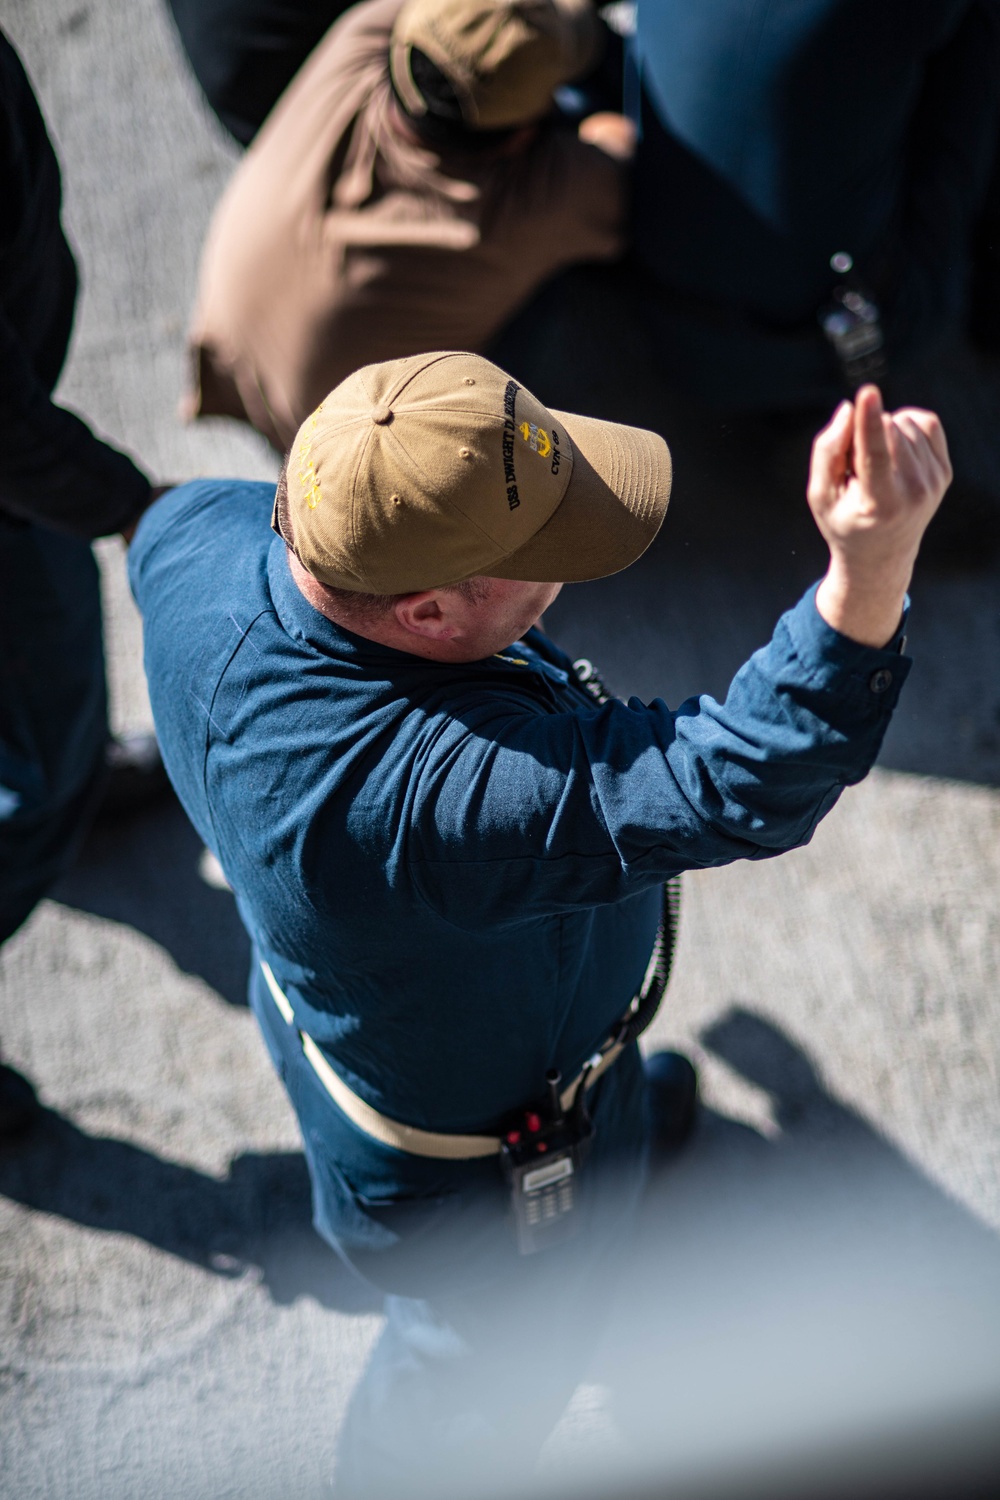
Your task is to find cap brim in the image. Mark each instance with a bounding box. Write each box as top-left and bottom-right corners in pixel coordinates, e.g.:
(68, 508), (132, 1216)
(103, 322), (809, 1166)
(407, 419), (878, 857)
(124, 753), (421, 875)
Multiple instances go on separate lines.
(482, 410), (672, 584)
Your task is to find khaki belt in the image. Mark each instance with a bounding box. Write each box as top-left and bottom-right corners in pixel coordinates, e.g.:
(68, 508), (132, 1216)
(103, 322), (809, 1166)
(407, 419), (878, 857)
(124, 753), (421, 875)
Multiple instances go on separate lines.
(259, 959), (639, 1161)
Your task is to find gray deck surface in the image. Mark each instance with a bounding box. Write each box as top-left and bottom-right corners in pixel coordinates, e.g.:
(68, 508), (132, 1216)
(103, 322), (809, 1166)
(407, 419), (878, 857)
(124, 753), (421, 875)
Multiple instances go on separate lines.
(1, 2), (998, 1497)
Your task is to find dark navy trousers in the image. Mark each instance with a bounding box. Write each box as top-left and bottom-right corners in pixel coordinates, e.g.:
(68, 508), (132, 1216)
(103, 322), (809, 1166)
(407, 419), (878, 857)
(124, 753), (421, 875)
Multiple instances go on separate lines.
(250, 955), (649, 1497)
(0, 518), (107, 944)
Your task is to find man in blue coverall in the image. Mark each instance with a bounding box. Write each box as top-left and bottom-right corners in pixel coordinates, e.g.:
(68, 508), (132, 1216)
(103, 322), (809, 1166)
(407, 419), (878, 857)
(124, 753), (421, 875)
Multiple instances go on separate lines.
(128, 351), (950, 1495)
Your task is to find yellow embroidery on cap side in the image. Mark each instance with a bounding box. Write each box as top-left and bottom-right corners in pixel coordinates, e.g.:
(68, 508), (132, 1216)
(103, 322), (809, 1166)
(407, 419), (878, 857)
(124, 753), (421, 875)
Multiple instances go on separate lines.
(297, 405), (323, 509)
(518, 421), (551, 459)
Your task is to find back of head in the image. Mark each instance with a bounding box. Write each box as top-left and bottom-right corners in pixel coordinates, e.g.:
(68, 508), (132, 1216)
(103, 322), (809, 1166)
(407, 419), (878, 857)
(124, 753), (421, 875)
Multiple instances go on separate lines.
(389, 0), (603, 132)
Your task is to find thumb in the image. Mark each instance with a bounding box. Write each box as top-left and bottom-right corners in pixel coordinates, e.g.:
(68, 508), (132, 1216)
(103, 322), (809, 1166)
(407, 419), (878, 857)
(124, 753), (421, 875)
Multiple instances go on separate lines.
(853, 385), (892, 489)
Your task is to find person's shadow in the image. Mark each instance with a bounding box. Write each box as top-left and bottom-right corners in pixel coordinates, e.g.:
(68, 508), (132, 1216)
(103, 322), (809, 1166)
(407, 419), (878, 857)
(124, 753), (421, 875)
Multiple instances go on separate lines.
(5, 1007), (996, 1335)
(18, 789), (382, 1312)
(657, 1007), (1000, 1235)
(0, 1102), (378, 1313)
(54, 793), (251, 1007)
(644, 1005), (1000, 1293)
(596, 1008), (1000, 1482)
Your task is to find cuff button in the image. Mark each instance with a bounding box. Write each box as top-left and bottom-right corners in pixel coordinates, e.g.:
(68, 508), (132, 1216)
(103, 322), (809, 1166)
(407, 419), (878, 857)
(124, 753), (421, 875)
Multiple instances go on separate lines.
(869, 668), (893, 694)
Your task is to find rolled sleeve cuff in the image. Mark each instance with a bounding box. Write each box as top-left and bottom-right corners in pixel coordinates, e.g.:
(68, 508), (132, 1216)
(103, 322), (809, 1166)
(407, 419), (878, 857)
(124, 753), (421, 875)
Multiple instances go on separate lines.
(780, 582), (912, 720)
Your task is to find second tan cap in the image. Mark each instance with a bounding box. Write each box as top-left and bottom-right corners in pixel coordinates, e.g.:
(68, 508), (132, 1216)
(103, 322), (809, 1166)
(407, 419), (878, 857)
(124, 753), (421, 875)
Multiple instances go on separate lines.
(275, 351), (672, 595)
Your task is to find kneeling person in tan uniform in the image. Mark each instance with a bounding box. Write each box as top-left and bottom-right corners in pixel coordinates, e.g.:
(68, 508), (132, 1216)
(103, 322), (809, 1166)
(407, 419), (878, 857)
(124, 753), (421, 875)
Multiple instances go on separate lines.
(188, 0), (632, 451)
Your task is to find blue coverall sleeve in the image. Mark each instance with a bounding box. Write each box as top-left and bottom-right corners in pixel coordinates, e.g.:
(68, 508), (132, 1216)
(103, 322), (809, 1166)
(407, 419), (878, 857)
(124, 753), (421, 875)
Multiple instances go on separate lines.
(406, 587), (909, 926)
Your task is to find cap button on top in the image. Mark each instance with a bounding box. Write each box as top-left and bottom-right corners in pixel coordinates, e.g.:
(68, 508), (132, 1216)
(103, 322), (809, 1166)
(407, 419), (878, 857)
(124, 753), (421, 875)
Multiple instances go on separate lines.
(371, 404), (393, 425)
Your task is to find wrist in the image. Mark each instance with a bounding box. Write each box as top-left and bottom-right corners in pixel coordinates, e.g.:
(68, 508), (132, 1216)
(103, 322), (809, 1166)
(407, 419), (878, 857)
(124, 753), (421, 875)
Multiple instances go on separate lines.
(816, 555), (911, 648)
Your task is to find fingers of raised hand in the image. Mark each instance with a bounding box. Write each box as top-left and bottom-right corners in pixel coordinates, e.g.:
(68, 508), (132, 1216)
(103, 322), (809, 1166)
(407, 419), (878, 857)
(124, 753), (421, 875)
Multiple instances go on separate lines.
(808, 400), (854, 505)
(890, 412), (952, 509)
(854, 386), (893, 490)
(892, 408), (952, 490)
(885, 415), (926, 503)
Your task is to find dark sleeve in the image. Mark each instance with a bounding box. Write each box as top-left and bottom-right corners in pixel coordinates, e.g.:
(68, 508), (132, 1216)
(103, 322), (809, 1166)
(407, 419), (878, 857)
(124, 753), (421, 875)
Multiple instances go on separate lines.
(406, 586), (910, 928)
(165, 0), (361, 146)
(0, 301), (150, 538)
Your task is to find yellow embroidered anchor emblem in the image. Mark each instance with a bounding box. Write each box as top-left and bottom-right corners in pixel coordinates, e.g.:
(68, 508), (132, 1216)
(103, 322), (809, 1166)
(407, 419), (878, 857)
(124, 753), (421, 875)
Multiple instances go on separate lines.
(519, 421), (551, 459)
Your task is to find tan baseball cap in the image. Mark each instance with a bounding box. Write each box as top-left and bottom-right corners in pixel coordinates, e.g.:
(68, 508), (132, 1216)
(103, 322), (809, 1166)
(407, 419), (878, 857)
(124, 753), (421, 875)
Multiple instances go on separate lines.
(273, 351), (671, 594)
(389, 0), (603, 130)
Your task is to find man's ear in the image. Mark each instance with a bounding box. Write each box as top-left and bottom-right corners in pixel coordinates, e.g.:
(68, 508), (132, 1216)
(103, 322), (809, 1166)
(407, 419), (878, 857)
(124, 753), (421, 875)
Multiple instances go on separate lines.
(394, 591), (459, 641)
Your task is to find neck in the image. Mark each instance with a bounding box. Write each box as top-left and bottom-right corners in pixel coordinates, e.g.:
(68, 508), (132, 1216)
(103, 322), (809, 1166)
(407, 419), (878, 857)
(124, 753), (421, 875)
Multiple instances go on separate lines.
(287, 550), (464, 662)
(287, 550), (560, 663)
(288, 549), (393, 642)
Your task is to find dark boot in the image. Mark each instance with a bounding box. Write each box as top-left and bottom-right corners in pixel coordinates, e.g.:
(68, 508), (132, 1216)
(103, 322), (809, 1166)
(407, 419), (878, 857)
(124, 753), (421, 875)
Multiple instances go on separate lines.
(645, 1050), (698, 1158)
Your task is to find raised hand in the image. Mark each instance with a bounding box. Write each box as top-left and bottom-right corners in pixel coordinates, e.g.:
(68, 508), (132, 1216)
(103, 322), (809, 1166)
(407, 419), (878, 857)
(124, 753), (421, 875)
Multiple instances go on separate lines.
(808, 385), (952, 646)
